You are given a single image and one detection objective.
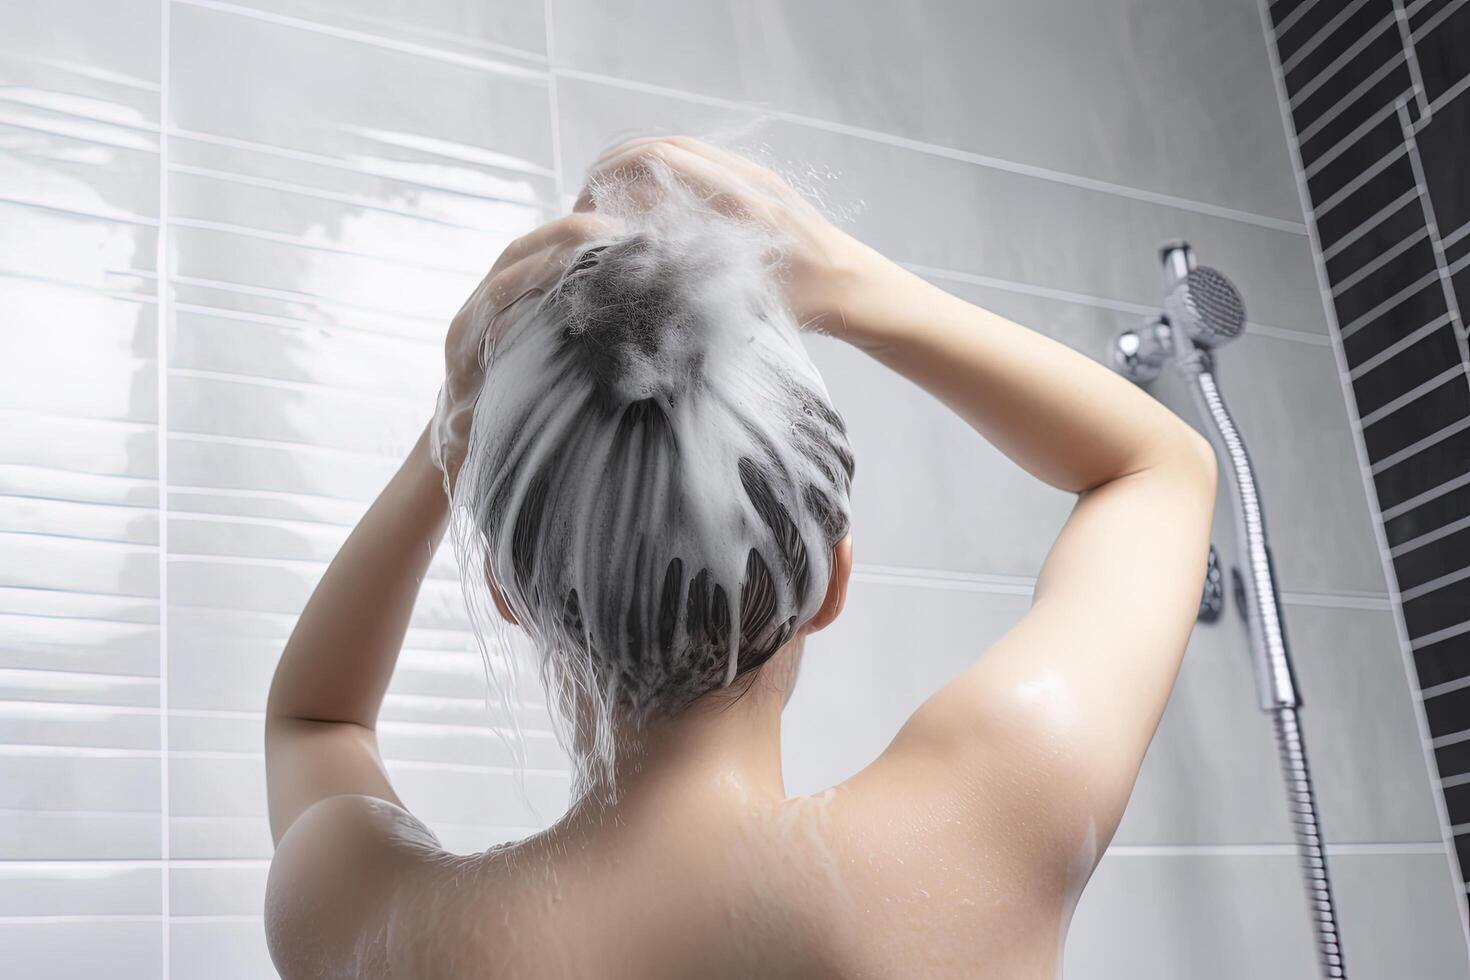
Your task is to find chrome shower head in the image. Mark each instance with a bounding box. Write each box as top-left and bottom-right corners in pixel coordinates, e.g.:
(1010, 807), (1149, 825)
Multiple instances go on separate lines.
(1111, 242), (1248, 385)
(1168, 266), (1247, 348)
(1161, 242), (1246, 349)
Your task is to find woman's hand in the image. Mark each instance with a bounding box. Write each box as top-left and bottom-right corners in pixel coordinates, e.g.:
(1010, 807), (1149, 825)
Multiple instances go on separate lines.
(432, 211), (617, 489)
(575, 135), (922, 351)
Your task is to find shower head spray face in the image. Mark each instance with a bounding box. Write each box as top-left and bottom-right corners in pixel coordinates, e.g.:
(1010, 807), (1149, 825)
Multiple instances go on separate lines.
(1166, 266), (1246, 349)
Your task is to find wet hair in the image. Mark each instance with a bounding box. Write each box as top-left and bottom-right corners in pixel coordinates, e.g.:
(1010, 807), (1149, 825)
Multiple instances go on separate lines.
(445, 158), (854, 792)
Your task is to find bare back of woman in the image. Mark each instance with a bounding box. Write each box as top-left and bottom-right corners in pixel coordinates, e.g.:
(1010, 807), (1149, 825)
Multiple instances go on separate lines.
(262, 136), (1217, 980)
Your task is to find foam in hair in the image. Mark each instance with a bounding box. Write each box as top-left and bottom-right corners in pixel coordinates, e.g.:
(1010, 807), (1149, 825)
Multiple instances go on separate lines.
(439, 159), (855, 802)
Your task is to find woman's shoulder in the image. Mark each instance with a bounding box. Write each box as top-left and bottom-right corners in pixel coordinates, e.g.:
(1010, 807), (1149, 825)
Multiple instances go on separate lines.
(265, 795), (447, 979)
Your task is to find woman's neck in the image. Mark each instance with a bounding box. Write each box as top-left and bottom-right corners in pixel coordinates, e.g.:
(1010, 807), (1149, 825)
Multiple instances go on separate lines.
(561, 639), (805, 829)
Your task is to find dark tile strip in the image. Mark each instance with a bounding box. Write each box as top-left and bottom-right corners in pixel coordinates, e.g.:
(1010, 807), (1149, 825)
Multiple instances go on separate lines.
(1271, 0), (1470, 904)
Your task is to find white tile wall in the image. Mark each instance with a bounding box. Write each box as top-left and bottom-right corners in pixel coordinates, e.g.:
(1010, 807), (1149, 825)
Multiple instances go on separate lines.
(0, 0), (1462, 977)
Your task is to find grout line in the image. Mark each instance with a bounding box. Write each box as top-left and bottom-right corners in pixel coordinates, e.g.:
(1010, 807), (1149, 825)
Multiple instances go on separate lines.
(1256, 0), (1470, 945)
(0, 701), (565, 738)
(906, 263), (1153, 316)
(1303, 98), (1401, 181)
(1280, 0), (1375, 76)
(1411, 0), (1470, 40)
(850, 564), (1035, 596)
(156, 1), (171, 973)
(1382, 470), (1470, 521)
(1426, 676), (1470, 703)
(1106, 842), (1447, 857)
(908, 262), (1331, 345)
(1428, 72), (1470, 118)
(0, 99), (162, 140)
(166, 215), (486, 276)
(0, 195), (159, 229)
(1392, 511), (1470, 557)
(169, 0), (547, 79)
(1319, 187), (1417, 260)
(171, 300), (439, 344)
(168, 124), (557, 183)
(0, 743), (573, 776)
(550, 66), (1310, 236)
(1445, 220), (1470, 252)
(1276, 590), (1392, 609)
(1391, 0), (1434, 121)
(1437, 728), (1470, 749)
(1358, 362), (1466, 426)
(166, 162), (536, 227)
(164, 429), (418, 463)
(1293, 43), (1404, 147)
(1312, 141), (1407, 218)
(0, 841), (1445, 867)
(0, 268), (158, 304)
(1368, 415), (1470, 474)
(1398, 101), (1470, 370)
(1349, 311), (1453, 379)
(1288, 14), (1394, 111)
(1329, 225), (1428, 296)
(168, 272), (443, 327)
(1411, 617), (1470, 651)
(1400, 562), (1470, 604)
(1272, 0), (1326, 41)
(1339, 269), (1442, 338)
(0, 527), (159, 552)
(166, 366), (426, 405)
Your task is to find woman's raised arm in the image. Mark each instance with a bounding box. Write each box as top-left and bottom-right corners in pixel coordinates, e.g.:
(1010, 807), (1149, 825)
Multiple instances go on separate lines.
(264, 213), (613, 845)
(581, 136), (1218, 854)
(263, 423), (446, 844)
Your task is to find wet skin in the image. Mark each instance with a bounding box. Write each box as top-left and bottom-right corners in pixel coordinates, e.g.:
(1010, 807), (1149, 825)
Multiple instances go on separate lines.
(263, 137), (1218, 979)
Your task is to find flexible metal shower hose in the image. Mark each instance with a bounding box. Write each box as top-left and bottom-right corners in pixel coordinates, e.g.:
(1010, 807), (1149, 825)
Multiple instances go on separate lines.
(1273, 705), (1346, 977)
(1187, 365), (1347, 979)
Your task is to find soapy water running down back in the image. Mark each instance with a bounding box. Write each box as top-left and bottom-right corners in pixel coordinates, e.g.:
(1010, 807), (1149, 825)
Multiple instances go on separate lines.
(431, 147), (857, 808)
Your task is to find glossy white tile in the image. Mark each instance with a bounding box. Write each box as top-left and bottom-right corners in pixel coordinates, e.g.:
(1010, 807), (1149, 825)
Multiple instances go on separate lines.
(2, 921), (162, 980)
(169, 2), (554, 182)
(172, 918), (276, 980)
(0, 0), (160, 129)
(551, 0), (1303, 223)
(223, 0), (548, 60)
(554, 76), (1329, 334)
(0, 863), (159, 915)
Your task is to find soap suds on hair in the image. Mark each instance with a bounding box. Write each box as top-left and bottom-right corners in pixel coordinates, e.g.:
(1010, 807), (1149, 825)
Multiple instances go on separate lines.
(437, 151), (855, 804)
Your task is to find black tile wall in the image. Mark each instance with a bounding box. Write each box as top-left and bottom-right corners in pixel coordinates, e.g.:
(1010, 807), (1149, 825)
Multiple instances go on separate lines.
(1418, 88), (1470, 233)
(1350, 318), (1457, 416)
(1436, 735), (1470, 778)
(1410, 0), (1461, 33)
(1416, 0), (1470, 103)
(1421, 630), (1470, 688)
(1267, 0), (1470, 901)
(1383, 477), (1470, 545)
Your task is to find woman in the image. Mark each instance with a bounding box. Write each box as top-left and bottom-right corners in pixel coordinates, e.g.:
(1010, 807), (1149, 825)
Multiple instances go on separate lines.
(263, 137), (1217, 979)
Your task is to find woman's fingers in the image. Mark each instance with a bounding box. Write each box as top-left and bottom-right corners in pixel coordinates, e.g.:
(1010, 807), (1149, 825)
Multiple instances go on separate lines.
(449, 214), (612, 370)
(593, 135), (768, 184)
(578, 139), (768, 222)
(489, 211), (617, 278)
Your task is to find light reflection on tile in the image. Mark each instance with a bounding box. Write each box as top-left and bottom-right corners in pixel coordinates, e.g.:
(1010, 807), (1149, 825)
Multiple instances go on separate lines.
(169, 3), (554, 183)
(0, 0), (161, 128)
(551, 0), (1303, 223)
